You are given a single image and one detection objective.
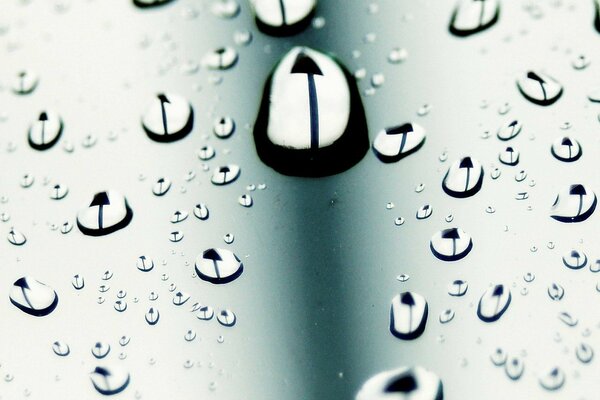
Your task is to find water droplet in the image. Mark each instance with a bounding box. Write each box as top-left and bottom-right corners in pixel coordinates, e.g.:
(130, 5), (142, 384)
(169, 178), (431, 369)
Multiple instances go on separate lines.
(388, 47), (409, 64)
(497, 120), (522, 141)
(250, 0), (316, 36)
(390, 292), (428, 340)
(477, 284), (511, 322)
(197, 145), (216, 160)
(517, 71), (563, 106)
(136, 256), (154, 272)
(499, 146), (520, 166)
(439, 309), (455, 324)
(253, 46), (368, 176)
(394, 217), (405, 226)
(551, 136), (582, 162)
(551, 184), (597, 223)
(145, 307), (159, 325)
(8, 228), (26, 246)
(213, 116), (236, 139)
(195, 248), (243, 284)
(491, 348), (507, 366)
(449, 0), (500, 37)
(211, 0), (239, 19)
(576, 343), (594, 363)
(356, 367), (443, 400)
(217, 309), (237, 326)
(12, 70), (39, 95)
(238, 194), (253, 207)
(505, 357), (524, 380)
(539, 367), (565, 391)
(572, 54), (590, 70)
(211, 165), (240, 185)
(193, 203), (209, 220)
(548, 283), (565, 301)
(442, 157), (483, 198)
(373, 123), (426, 163)
(416, 204), (433, 220)
(170, 210), (188, 223)
(46, 185), (67, 202)
(197, 305), (214, 320)
(28, 111), (63, 150)
(202, 47), (238, 70)
(430, 228), (473, 261)
(142, 93), (193, 143)
(448, 280), (468, 296)
(91, 342), (110, 359)
(184, 329), (196, 342)
(562, 248), (587, 269)
(77, 191), (133, 236)
(52, 341), (70, 357)
(90, 366), (130, 396)
(10, 277), (58, 316)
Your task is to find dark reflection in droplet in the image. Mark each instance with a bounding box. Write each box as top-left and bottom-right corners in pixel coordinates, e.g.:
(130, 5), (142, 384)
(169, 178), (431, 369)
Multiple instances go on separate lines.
(254, 46), (368, 176)
(449, 0), (500, 37)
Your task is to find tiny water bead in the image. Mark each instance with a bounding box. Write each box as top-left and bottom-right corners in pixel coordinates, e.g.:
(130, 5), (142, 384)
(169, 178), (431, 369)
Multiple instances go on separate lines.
(213, 116), (236, 139)
(12, 69), (39, 95)
(201, 47), (238, 70)
(505, 357), (524, 380)
(548, 283), (565, 301)
(448, 280), (468, 296)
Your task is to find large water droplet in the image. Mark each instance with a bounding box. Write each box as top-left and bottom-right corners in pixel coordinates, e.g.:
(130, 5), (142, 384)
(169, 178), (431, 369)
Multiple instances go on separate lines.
(253, 46), (368, 176)
(550, 184), (596, 223)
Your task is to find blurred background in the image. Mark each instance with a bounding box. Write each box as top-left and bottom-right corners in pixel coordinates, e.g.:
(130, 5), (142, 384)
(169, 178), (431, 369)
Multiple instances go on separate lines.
(0, 0), (599, 398)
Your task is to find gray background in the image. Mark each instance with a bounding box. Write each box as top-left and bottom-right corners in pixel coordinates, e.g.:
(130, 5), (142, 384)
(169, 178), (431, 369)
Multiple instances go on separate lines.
(0, 0), (599, 399)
